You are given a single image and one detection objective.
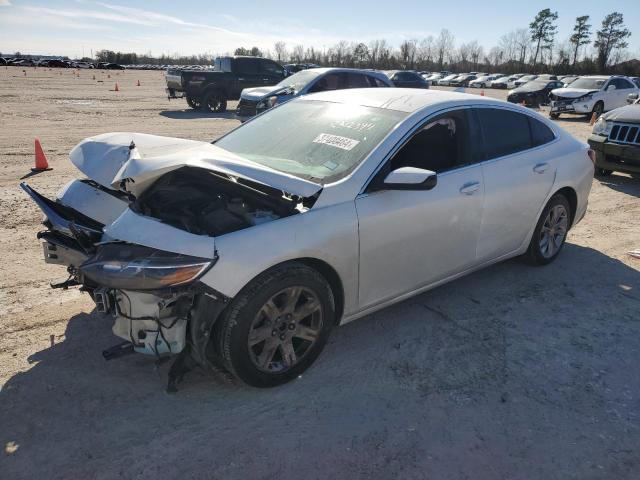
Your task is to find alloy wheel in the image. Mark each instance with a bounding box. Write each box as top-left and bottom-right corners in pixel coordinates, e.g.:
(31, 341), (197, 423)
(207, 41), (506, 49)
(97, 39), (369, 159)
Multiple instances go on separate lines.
(539, 204), (568, 258)
(247, 286), (323, 373)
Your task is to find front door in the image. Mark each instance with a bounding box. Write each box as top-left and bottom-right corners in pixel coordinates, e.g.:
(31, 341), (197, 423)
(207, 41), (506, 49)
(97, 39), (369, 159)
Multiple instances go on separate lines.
(356, 108), (484, 309)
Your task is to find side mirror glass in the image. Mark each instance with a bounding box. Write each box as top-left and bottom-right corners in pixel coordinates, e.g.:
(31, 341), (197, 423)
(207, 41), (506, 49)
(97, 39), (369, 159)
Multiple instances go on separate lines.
(627, 93), (639, 104)
(383, 167), (437, 191)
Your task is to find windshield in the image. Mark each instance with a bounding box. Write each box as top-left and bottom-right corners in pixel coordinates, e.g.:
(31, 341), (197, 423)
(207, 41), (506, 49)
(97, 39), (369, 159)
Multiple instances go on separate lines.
(570, 77), (606, 90)
(215, 100), (406, 184)
(519, 80), (547, 91)
(277, 70), (322, 92)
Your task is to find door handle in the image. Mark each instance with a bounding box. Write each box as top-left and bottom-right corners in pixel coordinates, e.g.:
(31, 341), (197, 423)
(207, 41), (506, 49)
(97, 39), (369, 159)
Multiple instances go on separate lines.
(459, 182), (480, 195)
(238, 77), (245, 81)
(533, 162), (549, 174)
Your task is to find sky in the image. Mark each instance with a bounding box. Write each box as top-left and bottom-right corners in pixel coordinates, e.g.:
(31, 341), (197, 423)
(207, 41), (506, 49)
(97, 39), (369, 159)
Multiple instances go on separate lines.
(0, 0), (638, 59)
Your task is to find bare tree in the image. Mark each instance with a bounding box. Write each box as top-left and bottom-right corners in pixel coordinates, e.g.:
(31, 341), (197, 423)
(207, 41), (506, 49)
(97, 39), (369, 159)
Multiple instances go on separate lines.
(274, 41), (287, 63)
(435, 29), (455, 69)
(399, 39), (417, 68)
(417, 36), (434, 69)
(291, 45), (304, 63)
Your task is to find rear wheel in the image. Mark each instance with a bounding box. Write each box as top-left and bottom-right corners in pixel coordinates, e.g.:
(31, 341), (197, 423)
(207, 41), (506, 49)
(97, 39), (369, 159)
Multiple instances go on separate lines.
(212, 262), (335, 387)
(524, 194), (571, 266)
(201, 91), (227, 113)
(549, 112), (560, 120)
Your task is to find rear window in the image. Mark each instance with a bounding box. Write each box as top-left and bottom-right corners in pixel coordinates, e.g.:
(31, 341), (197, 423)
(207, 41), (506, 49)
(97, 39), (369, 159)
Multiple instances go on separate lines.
(529, 117), (555, 146)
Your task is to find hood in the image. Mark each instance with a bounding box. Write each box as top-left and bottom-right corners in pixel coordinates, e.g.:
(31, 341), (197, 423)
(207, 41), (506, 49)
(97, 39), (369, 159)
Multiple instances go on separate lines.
(602, 103), (640, 123)
(69, 132), (322, 199)
(551, 87), (598, 99)
(241, 85), (292, 101)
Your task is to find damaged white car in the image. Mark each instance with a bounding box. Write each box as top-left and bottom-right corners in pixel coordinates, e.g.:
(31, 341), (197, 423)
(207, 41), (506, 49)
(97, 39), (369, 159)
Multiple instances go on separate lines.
(23, 89), (594, 388)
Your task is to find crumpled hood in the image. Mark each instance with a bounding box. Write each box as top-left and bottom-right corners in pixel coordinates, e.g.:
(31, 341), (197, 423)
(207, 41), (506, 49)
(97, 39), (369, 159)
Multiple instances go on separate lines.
(551, 87), (598, 99)
(241, 85), (291, 101)
(69, 132), (321, 198)
(602, 103), (640, 123)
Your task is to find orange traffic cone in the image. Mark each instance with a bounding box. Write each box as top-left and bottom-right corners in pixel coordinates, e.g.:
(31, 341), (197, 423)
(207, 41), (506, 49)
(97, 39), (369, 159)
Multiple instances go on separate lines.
(136, 79), (141, 86)
(108, 74), (111, 79)
(114, 82), (119, 92)
(480, 90), (485, 96)
(23, 70), (26, 76)
(589, 111), (597, 125)
(33, 139), (52, 172)
(92, 74), (96, 80)
(520, 100), (526, 106)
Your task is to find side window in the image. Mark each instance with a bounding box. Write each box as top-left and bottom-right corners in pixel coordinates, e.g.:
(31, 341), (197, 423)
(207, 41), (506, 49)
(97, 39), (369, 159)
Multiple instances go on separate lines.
(529, 117), (555, 147)
(235, 58), (259, 74)
(387, 110), (472, 174)
(308, 73), (342, 93)
(615, 78), (634, 90)
(476, 108), (532, 159)
(345, 73), (370, 88)
(367, 76), (389, 87)
(260, 60), (284, 76)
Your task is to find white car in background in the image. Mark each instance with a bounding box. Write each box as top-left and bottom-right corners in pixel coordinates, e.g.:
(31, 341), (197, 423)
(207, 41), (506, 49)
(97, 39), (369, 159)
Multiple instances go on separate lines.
(21, 89), (594, 389)
(491, 74), (523, 89)
(549, 76), (640, 119)
(470, 74), (503, 88)
(437, 74), (460, 86)
(508, 74), (538, 89)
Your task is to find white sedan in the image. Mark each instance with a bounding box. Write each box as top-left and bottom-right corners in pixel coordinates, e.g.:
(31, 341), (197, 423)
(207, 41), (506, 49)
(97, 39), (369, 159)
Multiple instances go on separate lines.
(22, 89), (594, 388)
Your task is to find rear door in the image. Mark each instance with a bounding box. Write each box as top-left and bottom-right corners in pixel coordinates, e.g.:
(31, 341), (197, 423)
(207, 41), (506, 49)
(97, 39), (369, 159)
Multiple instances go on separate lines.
(474, 107), (557, 261)
(233, 58), (262, 96)
(259, 59), (285, 86)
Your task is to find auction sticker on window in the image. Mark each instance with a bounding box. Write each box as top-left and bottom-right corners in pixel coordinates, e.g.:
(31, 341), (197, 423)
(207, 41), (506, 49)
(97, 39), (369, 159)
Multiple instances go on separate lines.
(312, 133), (360, 151)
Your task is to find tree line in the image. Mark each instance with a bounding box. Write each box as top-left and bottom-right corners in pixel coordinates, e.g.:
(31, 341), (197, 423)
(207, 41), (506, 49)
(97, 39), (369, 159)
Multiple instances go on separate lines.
(94, 10), (637, 76)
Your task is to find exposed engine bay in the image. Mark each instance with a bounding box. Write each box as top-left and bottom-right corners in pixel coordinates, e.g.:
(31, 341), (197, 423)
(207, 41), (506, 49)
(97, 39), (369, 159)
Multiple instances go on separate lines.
(131, 166), (299, 236)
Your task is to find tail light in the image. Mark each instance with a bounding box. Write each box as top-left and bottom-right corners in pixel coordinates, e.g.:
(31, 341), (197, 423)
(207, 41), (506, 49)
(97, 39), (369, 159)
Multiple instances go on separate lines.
(587, 149), (596, 165)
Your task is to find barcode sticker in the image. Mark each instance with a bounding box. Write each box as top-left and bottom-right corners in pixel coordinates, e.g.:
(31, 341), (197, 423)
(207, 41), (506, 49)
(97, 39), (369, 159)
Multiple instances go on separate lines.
(312, 133), (360, 151)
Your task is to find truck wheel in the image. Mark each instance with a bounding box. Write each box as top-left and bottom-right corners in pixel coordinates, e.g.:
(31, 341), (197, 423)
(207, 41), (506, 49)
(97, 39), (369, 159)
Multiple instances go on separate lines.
(186, 97), (200, 109)
(202, 91), (227, 113)
(211, 262), (335, 387)
(595, 168), (613, 177)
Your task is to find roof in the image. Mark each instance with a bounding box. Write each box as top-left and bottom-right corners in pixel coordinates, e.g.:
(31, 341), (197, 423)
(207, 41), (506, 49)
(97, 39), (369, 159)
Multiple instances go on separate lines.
(305, 88), (501, 113)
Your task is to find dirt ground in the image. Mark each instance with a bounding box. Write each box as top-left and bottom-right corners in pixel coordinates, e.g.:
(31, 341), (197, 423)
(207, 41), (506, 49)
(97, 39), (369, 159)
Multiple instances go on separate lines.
(1, 67), (639, 479)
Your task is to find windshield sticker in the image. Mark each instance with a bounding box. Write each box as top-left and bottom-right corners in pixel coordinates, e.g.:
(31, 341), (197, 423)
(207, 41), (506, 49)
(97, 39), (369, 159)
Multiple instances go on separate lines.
(313, 133), (360, 151)
(322, 160), (339, 171)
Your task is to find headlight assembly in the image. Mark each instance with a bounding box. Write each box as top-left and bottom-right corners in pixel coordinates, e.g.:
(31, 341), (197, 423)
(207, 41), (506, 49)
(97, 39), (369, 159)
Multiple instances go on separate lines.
(257, 96), (278, 110)
(80, 244), (214, 291)
(591, 116), (610, 136)
(576, 93), (593, 102)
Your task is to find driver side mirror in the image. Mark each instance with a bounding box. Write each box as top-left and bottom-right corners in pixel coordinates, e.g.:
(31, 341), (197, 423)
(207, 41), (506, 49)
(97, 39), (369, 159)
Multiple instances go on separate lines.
(607, 85), (617, 92)
(383, 167), (437, 191)
(627, 93), (639, 104)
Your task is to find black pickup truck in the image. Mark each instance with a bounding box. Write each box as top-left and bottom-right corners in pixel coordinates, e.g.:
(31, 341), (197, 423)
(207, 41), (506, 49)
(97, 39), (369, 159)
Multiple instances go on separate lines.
(165, 56), (286, 112)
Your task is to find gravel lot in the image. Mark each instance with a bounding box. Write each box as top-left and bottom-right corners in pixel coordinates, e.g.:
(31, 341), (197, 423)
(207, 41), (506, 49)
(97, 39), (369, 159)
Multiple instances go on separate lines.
(1, 67), (639, 479)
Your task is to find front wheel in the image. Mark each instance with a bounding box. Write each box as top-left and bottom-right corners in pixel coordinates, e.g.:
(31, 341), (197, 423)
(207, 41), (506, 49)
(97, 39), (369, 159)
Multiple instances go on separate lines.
(590, 101), (604, 120)
(595, 168), (613, 177)
(212, 262), (335, 387)
(186, 96), (200, 109)
(523, 194), (571, 266)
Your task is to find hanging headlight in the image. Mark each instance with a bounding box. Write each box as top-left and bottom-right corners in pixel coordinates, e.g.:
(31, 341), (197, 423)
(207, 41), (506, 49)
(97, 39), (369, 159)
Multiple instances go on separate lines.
(592, 116), (610, 136)
(80, 244), (214, 291)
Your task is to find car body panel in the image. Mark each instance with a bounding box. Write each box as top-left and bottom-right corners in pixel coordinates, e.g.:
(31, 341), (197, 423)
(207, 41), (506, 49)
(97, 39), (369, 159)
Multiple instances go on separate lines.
(69, 132), (322, 198)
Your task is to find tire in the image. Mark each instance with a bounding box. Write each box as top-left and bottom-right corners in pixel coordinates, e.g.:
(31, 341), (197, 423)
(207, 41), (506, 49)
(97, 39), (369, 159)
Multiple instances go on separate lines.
(186, 96), (200, 109)
(523, 194), (571, 266)
(212, 262), (335, 387)
(595, 168), (613, 177)
(201, 90), (227, 113)
(549, 112), (560, 120)
(590, 101), (604, 120)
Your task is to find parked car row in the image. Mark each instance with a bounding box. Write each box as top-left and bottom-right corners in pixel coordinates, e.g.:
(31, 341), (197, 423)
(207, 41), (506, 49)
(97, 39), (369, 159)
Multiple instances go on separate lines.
(0, 57), (125, 69)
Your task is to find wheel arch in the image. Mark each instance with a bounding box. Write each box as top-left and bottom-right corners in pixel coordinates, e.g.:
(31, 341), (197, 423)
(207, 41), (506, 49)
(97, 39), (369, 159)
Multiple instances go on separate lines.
(294, 257), (345, 324)
(553, 186), (578, 227)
